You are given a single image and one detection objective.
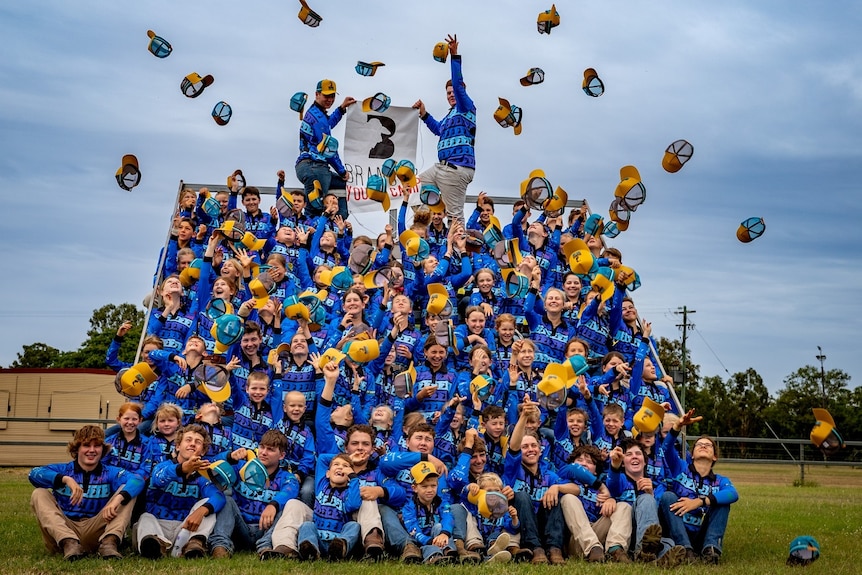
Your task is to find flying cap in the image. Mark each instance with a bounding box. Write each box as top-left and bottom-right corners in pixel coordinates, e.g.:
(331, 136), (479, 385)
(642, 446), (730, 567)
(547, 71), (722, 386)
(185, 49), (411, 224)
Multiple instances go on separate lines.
(520, 169), (553, 210)
(493, 239), (523, 269)
(363, 267), (392, 290)
(381, 159), (397, 184)
(501, 268), (530, 299)
(544, 186), (568, 217)
(316, 79), (336, 95)
(348, 243), (375, 274)
(464, 229), (485, 254)
(787, 536), (820, 566)
(493, 97), (523, 135)
(520, 67), (545, 86)
(592, 267), (616, 303)
(212, 101), (232, 126)
(633, 397), (665, 436)
(537, 4), (561, 34)
(356, 61), (385, 77)
(433, 42), (449, 63)
(470, 374), (495, 401)
(392, 364), (417, 398)
(344, 338), (381, 363)
(662, 139), (694, 173)
(467, 489), (510, 519)
(434, 320), (459, 351)
(317, 347), (346, 370)
(240, 457), (268, 489)
(582, 68), (604, 97)
(227, 169), (246, 193)
(426, 283), (453, 317)
(211, 314), (244, 354)
(179, 258), (203, 288)
(565, 355), (590, 386)
(568, 246), (596, 276)
(737, 217), (765, 243)
(180, 72), (214, 99)
(362, 92), (391, 113)
(483, 217), (504, 249)
(537, 362), (569, 410)
(608, 198), (632, 231)
(316, 134), (339, 158)
(584, 213), (604, 237)
(290, 92), (308, 120)
(248, 273), (276, 309)
(603, 221), (621, 238)
(146, 30), (172, 58)
(616, 265), (641, 291)
(410, 461), (439, 484)
(116, 154), (142, 191)
(399, 230), (430, 261)
(205, 298), (234, 321)
(298, 0), (323, 27)
(192, 362), (232, 403)
(283, 295), (310, 322)
(217, 210), (246, 241)
(200, 460), (237, 491)
(394, 160), (417, 190)
(614, 165), (646, 211)
(810, 407), (845, 456)
(319, 266), (354, 292)
(307, 179), (324, 211)
(114, 362), (158, 397)
(420, 184), (442, 206)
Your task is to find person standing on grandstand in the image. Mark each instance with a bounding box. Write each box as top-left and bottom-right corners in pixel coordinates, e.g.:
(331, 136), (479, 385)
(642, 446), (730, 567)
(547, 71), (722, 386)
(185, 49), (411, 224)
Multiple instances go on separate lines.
(413, 34), (476, 224)
(295, 79), (356, 219)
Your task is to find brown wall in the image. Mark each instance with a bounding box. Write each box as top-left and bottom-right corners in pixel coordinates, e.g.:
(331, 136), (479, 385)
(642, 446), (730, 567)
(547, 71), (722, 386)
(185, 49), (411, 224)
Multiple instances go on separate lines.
(0, 369), (126, 466)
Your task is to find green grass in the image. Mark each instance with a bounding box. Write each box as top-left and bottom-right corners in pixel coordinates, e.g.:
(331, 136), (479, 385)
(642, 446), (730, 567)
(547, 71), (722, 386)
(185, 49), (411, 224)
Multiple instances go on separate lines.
(2, 464), (861, 574)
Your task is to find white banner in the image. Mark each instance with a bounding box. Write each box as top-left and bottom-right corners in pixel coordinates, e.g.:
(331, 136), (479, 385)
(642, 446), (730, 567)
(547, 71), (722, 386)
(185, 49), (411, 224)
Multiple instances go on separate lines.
(343, 105), (420, 214)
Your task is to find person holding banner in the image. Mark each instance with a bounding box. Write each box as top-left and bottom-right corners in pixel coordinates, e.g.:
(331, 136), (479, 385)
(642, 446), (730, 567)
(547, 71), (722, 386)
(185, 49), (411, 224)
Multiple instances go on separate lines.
(413, 34), (476, 225)
(296, 79), (356, 220)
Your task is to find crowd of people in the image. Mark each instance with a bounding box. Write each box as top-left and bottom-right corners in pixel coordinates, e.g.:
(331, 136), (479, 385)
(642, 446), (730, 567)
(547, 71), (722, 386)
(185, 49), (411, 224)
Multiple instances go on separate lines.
(29, 34), (738, 566)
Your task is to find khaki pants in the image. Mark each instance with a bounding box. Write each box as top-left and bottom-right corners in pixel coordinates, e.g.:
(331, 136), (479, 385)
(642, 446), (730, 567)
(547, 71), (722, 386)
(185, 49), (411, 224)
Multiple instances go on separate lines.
(561, 494), (632, 556)
(355, 499), (384, 540)
(133, 499), (216, 556)
(30, 488), (134, 554)
(271, 499), (313, 551)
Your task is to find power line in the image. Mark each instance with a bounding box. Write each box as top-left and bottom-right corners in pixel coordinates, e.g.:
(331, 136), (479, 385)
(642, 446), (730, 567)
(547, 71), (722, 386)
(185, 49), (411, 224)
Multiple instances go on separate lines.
(692, 325), (732, 375)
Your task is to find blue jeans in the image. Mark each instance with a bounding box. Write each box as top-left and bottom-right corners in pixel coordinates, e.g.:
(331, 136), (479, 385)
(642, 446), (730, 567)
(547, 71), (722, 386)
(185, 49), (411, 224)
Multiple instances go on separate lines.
(300, 475), (316, 508)
(449, 502), (468, 541)
(298, 520), (361, 557)
(209, 496), (279, 553)
(512, 490), (564, 550)
(659, 491), (730, 554)
(632, 492), (673, 556)
(379, 504), (409, 551)
(295, 159), (348, 219)
(420, 523), (456, 562)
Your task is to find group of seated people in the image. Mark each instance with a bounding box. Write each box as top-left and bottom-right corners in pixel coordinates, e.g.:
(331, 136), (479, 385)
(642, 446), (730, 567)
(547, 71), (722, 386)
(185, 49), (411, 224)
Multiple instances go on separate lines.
(28, 174), (738, 565)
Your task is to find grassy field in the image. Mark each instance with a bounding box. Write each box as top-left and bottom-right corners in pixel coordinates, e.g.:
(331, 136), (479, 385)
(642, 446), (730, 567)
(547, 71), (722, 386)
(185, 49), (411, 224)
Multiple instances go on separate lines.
(2, 463), (861, 575)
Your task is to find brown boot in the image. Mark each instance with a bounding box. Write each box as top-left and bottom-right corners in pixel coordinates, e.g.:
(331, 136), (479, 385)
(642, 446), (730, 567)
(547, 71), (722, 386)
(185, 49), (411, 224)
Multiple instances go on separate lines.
(455, 539), (481, 564)
(400, 542), (422, 564)
(608, 546), (632, 563)
(586, 545), (605, 563)
(508, 546), (533, 562)
(181, 536), (207, 559)
(61, 538), (86, 561)
(98, 535), (123, 559)
(363, 528), (385, 561)
(549, 547), (566, 565)
(211, 546), (231, 559)
(531, 547), (549, 565)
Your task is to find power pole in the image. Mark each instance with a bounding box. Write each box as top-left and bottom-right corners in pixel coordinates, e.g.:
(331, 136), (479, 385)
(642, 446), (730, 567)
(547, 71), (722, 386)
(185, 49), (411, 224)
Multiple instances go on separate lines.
(816, 346), (827, 404)
(674, 306), (696, 410)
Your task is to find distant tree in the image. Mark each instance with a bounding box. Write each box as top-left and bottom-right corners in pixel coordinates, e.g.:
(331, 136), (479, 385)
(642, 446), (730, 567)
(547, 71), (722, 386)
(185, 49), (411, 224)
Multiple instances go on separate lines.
(53, 304), (145, 369)
(9, 343), (62, 368)
(656, 336), (701, 411)
(687, 375), (731, 438)
(763, 366), (853, 440)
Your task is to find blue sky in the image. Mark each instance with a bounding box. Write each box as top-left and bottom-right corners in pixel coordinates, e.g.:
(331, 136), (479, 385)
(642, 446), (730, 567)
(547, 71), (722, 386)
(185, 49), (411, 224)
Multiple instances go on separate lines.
(1, 1), (860, 394)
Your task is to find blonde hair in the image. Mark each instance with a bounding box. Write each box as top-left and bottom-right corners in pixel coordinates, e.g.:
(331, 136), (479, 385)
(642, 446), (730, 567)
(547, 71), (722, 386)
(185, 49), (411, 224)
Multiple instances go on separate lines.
(477, 472), (504, 491)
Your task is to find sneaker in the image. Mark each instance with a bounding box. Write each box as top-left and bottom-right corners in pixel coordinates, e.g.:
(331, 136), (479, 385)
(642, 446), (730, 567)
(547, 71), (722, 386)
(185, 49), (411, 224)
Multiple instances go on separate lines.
(549, 547), (566, 565)
(531, 547), (549, 565)
(299, 540), (320, 561)
(211, 546), (230, 559)
(139, 535), (167, 560)
(487, 550), (512, 563)
(487, 533), (511, 556)
(328, 538), (348, 561)
(608, 546), (632, 563)
(401, 542), (423, 564)
(657, 545), (688, 568)
(98, 535), (123, 560)
(508, 546), (533, 562)
(363, 528), (385, 561)
(61, 538), (86, 562)
(702, 546), (721, 564)
(586, 545), (605, 563)
(181, 537), (207, 559)
(642, 524), (664, 557)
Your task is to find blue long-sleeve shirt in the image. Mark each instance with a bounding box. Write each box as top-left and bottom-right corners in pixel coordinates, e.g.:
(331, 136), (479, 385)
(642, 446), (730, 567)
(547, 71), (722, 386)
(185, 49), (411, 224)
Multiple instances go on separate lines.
(420, 55), (476, 169)
(402, 494), (454, 545)
(29, 461), (145, 520)
(144, 459), (226, 521)
(297, 101), (347, 176)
